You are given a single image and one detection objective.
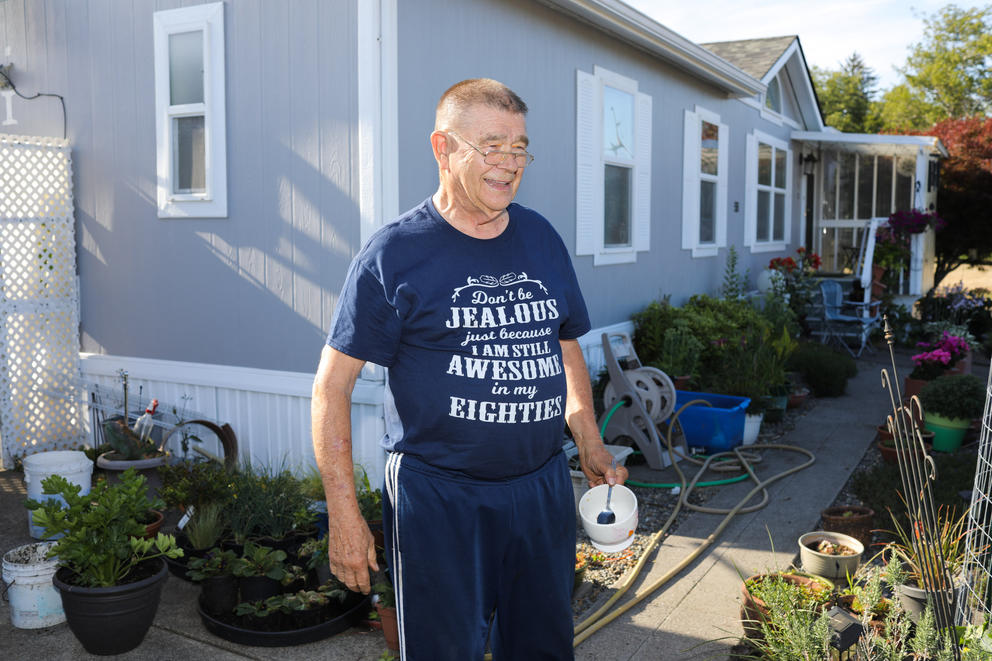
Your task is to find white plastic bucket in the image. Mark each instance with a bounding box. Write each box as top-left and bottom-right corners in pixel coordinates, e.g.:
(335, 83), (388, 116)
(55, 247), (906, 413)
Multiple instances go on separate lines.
(2, 542), (64, 628)
(23, 450), (93, 539)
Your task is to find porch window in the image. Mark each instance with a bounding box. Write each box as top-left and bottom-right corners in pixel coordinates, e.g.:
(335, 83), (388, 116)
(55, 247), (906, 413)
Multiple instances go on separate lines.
(681, 107), (728, 257)
(817, 150), (917, 273)
(745, 131), (790, 252)
(576, 66), (652, 265)
(153, 3), (227, 218)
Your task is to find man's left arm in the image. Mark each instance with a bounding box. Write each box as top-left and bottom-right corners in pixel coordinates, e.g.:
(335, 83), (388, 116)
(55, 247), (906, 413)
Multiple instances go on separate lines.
(560, 339), (628, 487)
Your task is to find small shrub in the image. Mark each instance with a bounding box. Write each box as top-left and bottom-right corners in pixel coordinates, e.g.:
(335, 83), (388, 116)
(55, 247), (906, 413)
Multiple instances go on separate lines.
(786, 341), (856, 397)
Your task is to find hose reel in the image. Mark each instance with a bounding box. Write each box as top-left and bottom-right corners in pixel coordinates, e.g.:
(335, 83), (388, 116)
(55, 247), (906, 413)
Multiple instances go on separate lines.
(597, 333), (687, 469)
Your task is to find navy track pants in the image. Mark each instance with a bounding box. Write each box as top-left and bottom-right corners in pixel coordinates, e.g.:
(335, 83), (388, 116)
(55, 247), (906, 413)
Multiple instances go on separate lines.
(383, 451), (576, 660)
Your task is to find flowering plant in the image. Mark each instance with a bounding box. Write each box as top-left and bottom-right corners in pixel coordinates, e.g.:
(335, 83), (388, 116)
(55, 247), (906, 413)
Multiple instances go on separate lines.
(768, 247), (822, 319)
(887, 209), (945, 235)
(910, 331), (970, 380)
(873, 226), (912, 271)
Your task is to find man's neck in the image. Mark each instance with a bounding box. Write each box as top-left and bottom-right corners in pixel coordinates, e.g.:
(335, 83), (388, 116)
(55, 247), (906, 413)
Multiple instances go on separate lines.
(432, 190), (509, 240)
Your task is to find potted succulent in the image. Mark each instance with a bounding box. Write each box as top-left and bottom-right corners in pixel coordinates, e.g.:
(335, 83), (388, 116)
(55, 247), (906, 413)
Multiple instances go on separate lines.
(798, 531), (864, 579)
(918, 373), (985, 452)
(25, 468), (183, 655)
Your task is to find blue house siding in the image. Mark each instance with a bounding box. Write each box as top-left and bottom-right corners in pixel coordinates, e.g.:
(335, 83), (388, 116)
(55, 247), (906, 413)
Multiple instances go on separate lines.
(394, 0), (801, 330)
(1, 0), (364, 373)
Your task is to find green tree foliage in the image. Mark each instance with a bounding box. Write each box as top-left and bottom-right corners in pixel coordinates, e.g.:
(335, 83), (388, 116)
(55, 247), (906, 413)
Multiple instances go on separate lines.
(880, 4), (992, 131)
(926, 117), (992, 286)
(812, 53), (882, 132)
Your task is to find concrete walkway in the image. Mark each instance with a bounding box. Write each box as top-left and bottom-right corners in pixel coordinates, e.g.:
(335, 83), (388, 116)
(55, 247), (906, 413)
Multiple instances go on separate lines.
(0, 347), (917, 660)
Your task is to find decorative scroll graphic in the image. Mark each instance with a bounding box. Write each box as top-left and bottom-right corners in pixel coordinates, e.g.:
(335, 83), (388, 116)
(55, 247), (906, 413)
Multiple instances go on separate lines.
(451, 272), (548, 301)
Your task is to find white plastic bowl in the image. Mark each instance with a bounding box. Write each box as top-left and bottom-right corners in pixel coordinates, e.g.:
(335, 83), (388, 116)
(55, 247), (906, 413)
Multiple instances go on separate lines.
(578, 483), (638, 552)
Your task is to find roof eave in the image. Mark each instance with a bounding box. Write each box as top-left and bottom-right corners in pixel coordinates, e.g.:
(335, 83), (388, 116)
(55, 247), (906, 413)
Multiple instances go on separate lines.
(537, 0), (765, 97)
(792, 131), (949, 158)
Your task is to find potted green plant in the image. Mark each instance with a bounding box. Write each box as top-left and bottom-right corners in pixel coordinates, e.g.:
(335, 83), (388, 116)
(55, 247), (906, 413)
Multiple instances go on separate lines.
(654, 324), (702, 389)
(187, 547), (239, 616)
(876, 505), (968, 623)
(25, 468), (183, 655)
(225, 462), (315, 549)
(231, 542), (288, 603)
(739, 571), (833, 646)
(374, 577), (399, 652)
(918, 373), (985, 451)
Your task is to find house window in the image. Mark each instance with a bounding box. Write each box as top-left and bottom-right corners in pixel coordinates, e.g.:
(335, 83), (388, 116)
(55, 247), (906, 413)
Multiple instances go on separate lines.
(765, 76), (782, 113)
(745, 131), (790, 252)
(576, 66), (652, 265)
(153, 3), (227, 218)
(681, 107), (728, 257)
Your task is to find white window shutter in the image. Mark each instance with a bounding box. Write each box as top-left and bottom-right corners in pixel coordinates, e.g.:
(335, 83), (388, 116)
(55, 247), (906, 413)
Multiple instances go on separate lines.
(633, 91), (652, 252)
(681, 110), (700, 250)
(575, 70), (600, 257)
(744, 132), (757, 247)
(716, 121), (729, 247)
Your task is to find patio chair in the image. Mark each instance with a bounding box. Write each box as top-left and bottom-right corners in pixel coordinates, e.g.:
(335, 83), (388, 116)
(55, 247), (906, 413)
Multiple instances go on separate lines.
(819, 280), (881, 358)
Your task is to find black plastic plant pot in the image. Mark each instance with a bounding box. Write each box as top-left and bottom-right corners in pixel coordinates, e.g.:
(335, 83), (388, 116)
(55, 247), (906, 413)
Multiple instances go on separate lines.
(239, 575), (282, 603)
(53, 558), (169, 656)
(198, 591), (372, 647)
(201, 575), (239, 616)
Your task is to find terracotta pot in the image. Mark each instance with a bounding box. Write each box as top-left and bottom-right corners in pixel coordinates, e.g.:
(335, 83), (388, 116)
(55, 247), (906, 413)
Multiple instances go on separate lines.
(820, 506), (875, 550)
(377, 604), (399, 651)
(739, 573), (831, 642)
(902, 377), (930, 401)
(143, 509), (164, 539)
(787, 387), (810, 409)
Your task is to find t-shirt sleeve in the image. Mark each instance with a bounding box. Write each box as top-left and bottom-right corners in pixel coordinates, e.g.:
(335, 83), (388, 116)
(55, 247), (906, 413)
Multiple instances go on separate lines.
(326, 258), (401, 367)
(555, 238), (591, 341)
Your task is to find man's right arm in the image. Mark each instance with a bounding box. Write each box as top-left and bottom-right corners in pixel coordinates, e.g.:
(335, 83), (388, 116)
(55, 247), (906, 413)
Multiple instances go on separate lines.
(311, 345), (379, 594)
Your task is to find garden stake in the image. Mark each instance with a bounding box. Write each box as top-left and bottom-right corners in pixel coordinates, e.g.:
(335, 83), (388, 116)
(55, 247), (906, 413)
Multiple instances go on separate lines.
(881, 315), (960, 656)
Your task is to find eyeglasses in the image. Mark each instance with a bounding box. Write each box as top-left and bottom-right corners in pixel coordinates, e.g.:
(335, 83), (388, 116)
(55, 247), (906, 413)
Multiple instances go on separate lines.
(447, 131), (535, 168)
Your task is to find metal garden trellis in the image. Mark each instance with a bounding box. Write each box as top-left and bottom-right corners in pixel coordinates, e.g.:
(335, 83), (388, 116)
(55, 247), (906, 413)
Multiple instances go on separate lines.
(881, 317), (961, 660)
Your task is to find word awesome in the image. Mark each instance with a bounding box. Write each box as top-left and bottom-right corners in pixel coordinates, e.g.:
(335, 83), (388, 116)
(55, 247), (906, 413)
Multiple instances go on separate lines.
(446, 354), (562, 381)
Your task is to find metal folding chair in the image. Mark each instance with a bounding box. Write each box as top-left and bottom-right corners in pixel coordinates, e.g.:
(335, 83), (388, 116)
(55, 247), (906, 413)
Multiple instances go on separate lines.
(819, 280), (881, 357)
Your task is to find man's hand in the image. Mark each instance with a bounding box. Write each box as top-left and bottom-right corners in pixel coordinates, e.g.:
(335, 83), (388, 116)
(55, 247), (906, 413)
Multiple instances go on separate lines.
(580, 442), (628, 488)
(327, 509), (379, 594)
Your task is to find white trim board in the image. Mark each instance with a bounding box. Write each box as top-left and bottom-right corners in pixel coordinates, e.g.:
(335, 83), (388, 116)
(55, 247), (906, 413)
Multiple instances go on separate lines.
(79, 353), (384, 405)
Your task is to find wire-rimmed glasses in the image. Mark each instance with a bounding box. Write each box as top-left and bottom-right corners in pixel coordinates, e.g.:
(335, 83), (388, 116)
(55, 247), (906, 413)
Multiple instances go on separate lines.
(446, 131), (534, 168)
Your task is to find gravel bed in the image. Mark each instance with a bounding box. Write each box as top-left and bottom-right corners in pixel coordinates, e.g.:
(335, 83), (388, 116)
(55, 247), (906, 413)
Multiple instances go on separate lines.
(572, 396), (817, 621)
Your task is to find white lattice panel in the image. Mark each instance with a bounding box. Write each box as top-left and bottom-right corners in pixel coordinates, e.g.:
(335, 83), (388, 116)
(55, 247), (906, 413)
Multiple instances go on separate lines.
(0, 134), (83, 467)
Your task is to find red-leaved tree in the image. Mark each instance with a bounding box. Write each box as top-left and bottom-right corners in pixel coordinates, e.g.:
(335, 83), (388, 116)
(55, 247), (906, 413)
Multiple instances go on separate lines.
(927, 117), (992, 288)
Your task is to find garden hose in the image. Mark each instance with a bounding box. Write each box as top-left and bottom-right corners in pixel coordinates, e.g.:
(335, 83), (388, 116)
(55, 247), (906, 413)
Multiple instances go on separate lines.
(570, 398), (816, 647)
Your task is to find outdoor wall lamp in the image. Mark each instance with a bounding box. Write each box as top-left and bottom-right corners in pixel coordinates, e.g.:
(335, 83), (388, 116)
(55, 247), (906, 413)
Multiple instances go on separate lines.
(799, 150), (818, 176)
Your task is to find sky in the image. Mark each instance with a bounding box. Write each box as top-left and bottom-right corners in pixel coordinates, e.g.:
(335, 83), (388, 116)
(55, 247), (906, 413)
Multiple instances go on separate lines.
(624, 1), (986, 92)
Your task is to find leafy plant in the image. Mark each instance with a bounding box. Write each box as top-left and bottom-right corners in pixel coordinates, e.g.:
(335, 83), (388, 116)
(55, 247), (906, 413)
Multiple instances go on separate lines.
(157, 459), (233, 512)
(877, 505), (969, 590)
(26, 469), (183, 587)
(230, 542), (288, 581)
(225, 461), (313, 543)
(919, 373), (986, 420)
(234, 583), (348, 617)
(742, 572), (832, 658)
(185, 502), (226, 551)
(355, 464), (383, 522)
(720, 245), (749, 300)
(786, 341), (856, 397)
(374, 578), (395, 609)
(654, 324), (702, 379)
(102, 417), (161, 460)
(186, 547), (238, 581)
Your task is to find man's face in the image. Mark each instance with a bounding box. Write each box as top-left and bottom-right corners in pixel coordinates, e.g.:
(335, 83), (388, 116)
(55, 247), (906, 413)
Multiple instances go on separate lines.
(443, 106), (528, 218)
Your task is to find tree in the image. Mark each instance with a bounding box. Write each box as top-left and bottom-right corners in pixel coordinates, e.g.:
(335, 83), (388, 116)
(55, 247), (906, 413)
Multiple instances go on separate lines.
(811, 53), (882, 133)
(926, 117), (992, 287)
(880, 4), (992, 131)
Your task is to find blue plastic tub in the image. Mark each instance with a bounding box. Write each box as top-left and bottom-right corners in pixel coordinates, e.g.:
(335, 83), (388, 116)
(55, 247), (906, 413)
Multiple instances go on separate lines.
(672, 391), (750, 453)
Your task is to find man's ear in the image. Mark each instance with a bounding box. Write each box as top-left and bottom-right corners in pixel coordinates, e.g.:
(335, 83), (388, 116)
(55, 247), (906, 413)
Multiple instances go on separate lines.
(430, 130), (451, 170)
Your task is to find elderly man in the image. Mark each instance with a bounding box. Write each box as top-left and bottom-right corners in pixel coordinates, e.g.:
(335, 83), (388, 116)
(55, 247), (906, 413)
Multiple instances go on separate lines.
(312, 78), (625, 660)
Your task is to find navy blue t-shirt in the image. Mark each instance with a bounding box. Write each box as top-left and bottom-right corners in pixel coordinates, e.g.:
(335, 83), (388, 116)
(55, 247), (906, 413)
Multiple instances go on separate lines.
(327, 198), (591, 479)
